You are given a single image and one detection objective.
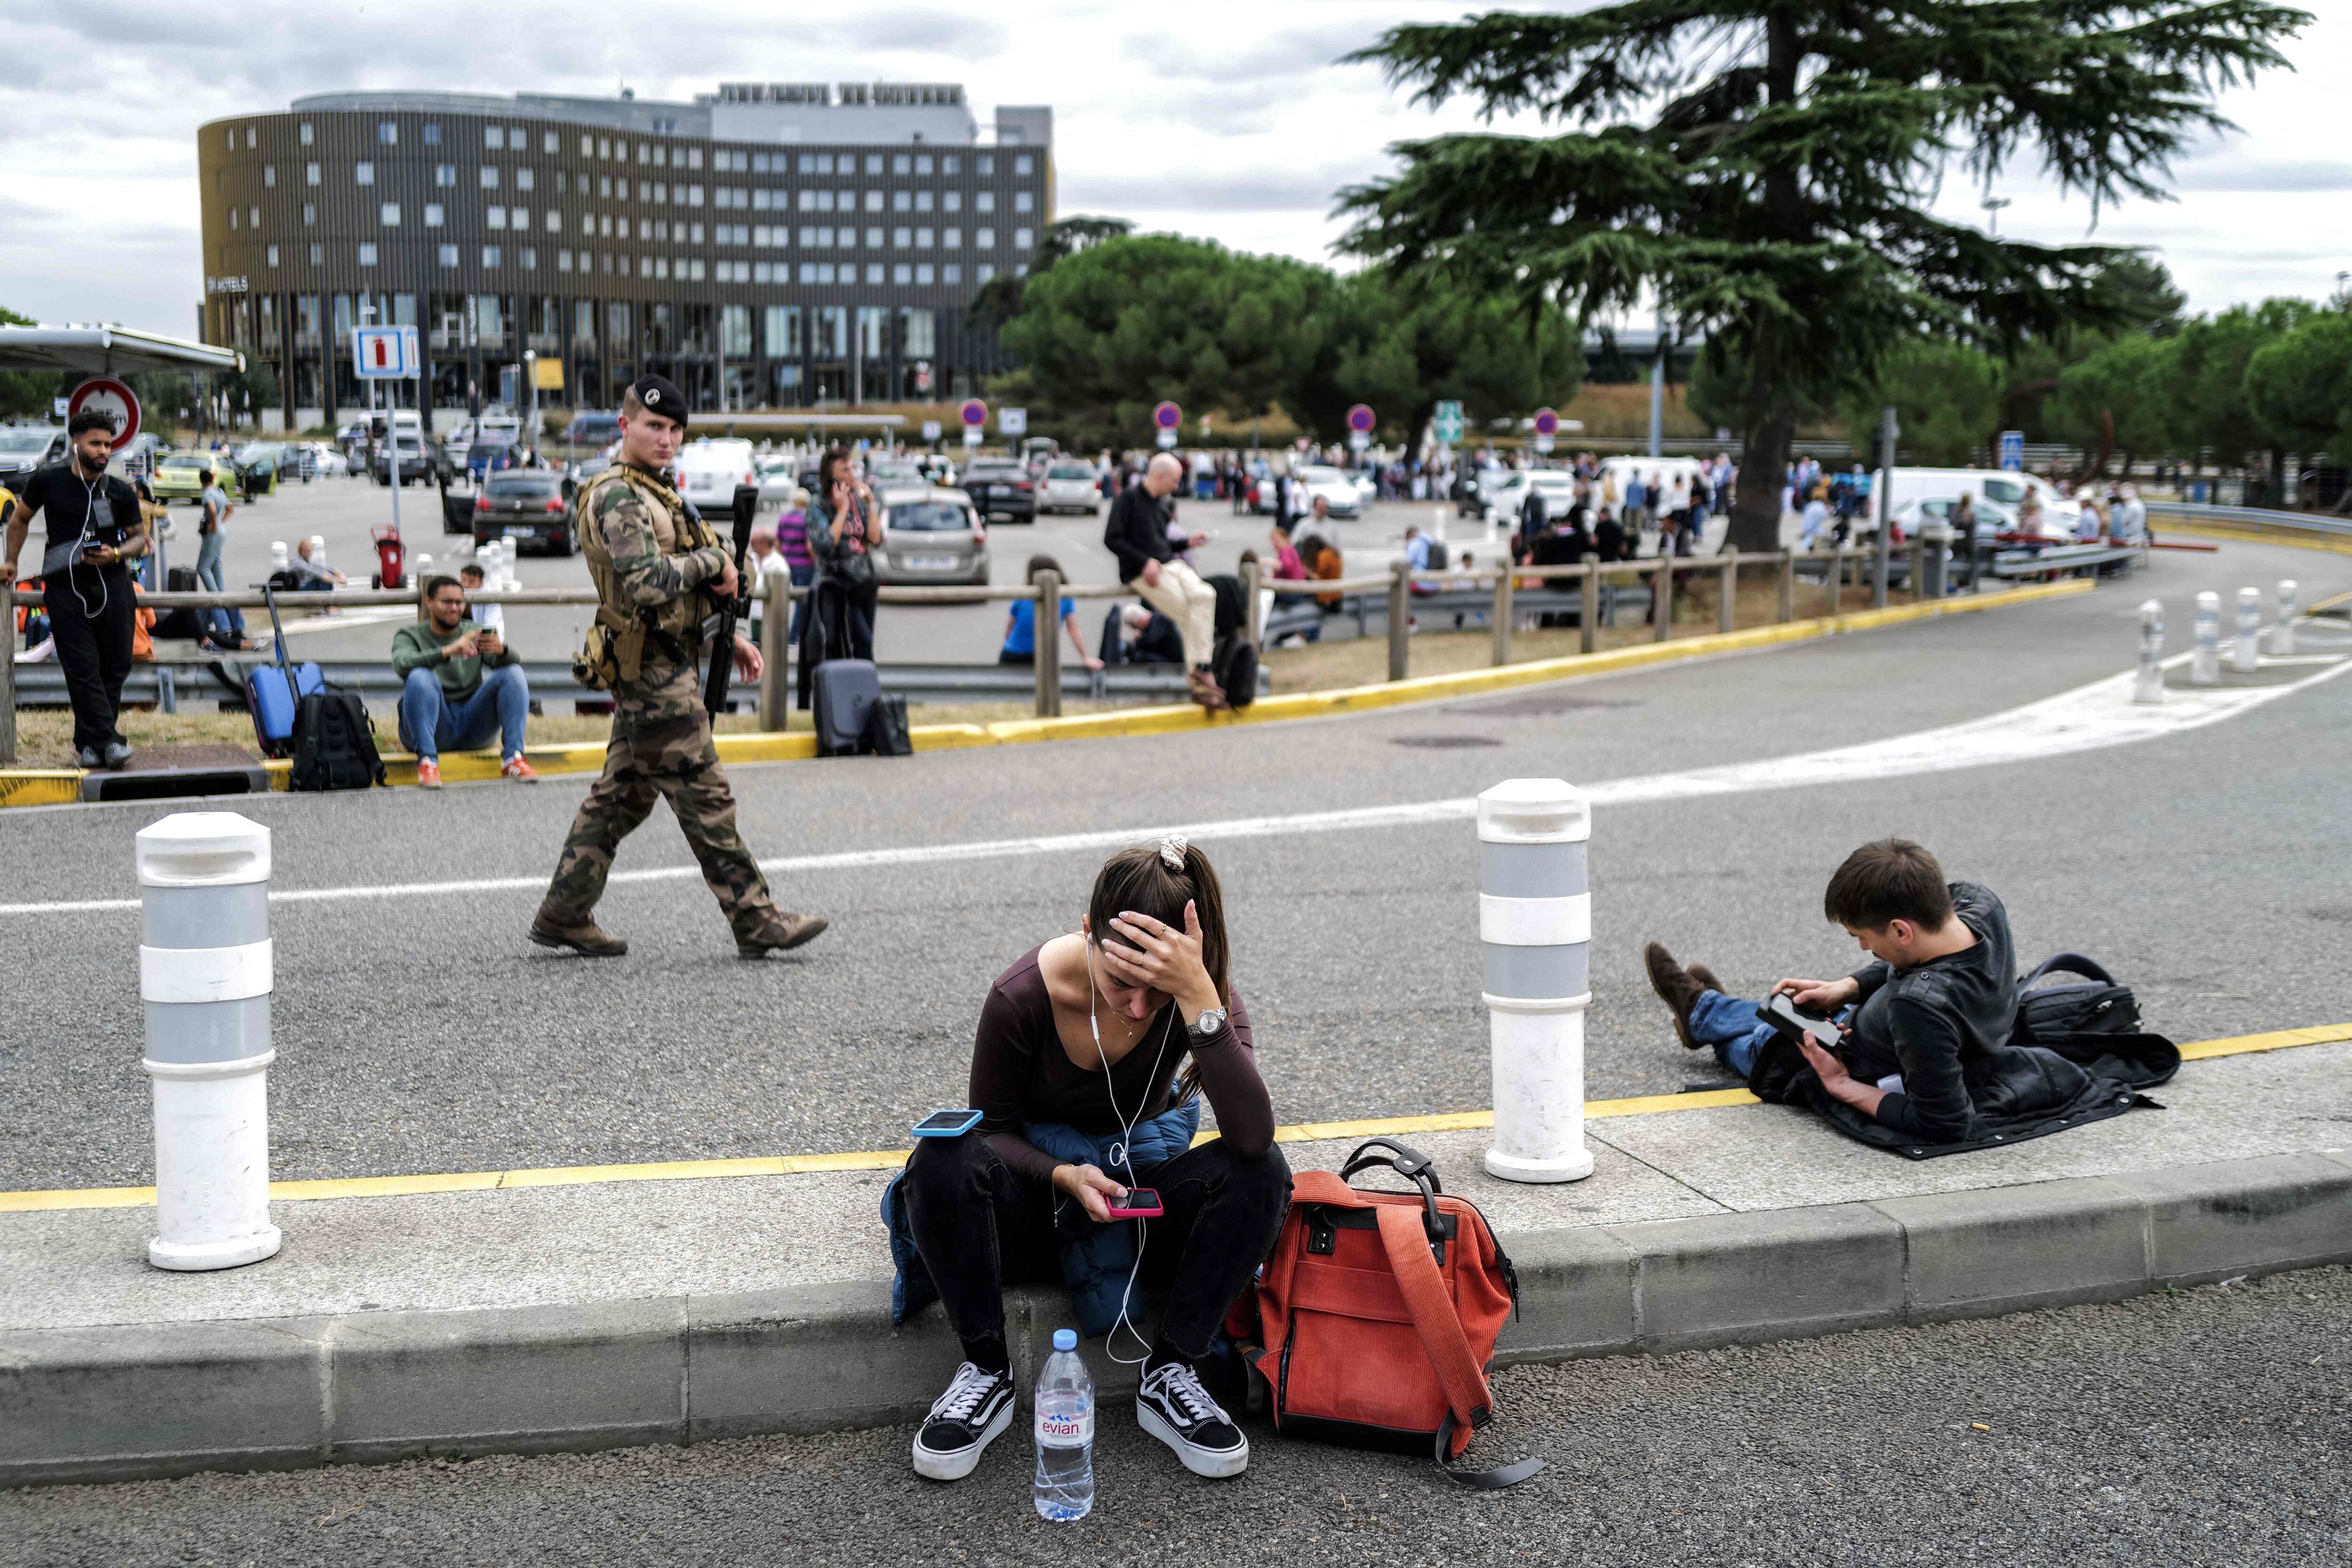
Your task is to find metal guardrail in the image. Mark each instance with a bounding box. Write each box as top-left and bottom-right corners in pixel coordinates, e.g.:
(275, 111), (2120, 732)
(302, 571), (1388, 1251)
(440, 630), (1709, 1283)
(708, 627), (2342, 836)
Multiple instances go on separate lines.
(2146, 501), (2352, 541)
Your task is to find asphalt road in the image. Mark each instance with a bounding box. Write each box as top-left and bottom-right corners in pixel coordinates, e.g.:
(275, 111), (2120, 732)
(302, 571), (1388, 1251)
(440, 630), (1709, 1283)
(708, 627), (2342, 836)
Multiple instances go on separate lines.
(1, 534), (2345, 1190)
(5, 1266), (2344, 1566)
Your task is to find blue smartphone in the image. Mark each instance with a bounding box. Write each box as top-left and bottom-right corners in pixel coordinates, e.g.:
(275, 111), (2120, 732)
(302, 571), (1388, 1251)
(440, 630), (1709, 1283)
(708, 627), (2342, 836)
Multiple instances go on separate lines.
(911, 1108), (983, 1138)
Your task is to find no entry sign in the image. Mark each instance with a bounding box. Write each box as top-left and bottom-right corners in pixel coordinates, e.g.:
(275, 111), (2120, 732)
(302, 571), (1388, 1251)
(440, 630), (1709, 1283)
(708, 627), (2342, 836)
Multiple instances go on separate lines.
(68, 378), (140, 453)
(959, 398), (989, 428)
(1152, 401), (1182, 431)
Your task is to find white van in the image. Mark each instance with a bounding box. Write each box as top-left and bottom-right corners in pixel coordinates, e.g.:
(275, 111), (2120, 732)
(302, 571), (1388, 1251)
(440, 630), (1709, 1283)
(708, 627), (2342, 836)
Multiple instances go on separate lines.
(1885, 467), (2076, 542)
(1595, 456), (1726, 551)
(673, 437), (759, 510)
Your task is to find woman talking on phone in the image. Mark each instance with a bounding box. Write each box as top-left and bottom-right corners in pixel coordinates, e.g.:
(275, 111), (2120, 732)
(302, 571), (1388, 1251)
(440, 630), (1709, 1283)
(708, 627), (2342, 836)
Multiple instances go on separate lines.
(898, 839), (1288, 1484)
(804, 446), (881, 660)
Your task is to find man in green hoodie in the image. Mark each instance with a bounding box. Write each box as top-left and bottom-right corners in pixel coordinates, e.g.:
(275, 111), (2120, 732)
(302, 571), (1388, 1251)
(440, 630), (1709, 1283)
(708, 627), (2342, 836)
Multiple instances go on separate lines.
(390, 574), (539, 788)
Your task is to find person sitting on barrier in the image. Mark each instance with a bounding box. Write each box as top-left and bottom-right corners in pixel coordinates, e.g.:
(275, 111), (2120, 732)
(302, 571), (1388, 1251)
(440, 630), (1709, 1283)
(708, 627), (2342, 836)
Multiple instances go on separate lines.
(1642, 838), (2018, 1147)
(890, 838), (1289, 1483)
(1001, 554), (1103, 671)
(1107, 451), (1225, 708)
(281, 536), (347, 591)
(390, 573), (538, 788)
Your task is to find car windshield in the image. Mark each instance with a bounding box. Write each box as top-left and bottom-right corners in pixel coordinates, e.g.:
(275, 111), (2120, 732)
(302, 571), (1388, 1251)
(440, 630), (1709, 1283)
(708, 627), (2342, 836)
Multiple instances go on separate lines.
(886, 500), (974, 533)
(1981, 478), (2025, 503)
(473, 432), (516, 448)
(0, 429), (53, 454)
(966, 462), (1021, 477)
(486, 474), (558, 496)
(160, 455), (208, 470)
(1048, 464), (1093, 480)
(1301, 468), (1344, 482)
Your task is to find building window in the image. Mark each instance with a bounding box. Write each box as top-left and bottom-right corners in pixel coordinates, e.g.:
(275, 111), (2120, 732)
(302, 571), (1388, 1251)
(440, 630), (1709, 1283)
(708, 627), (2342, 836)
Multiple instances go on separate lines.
(977, 154), (994, 175)
(378, 121), (397, 145)
(358, 243), (379, 266)
(688, 148), (702, 169)
(915, 228), (933, 249)
(865, 191), (884, 213)
(691, 222), (706, 243)
(598, 176), (612, 199)
(944, 191), (961, 213)
(520, 248), (535, 271)
(1015, 154), (1034, 176)
(892, 227), (911, 249)
(480, 166), (500, 188)
(891, 153), (910, 175)
(299, 123), (313, 146)
(229, 207), (239, 231)
(483, 245), (501, 267)
(976, 191), (995, 213)
(356, 162), (374, 185)
(915, 154), (934, 175)
(380, 202), (400, 226)
(865, 263), (884, 284)
(224, 127), (234, 151)
(306, 162), (321, 185)
(544, 132), (559, 154)
(892, 191), (911, 213)
(915, 191), (934, 213)
(485, 126), (504, 150)
(1014, 191), (1034, 213)
(866, 226), (884, 248)
(422, 123), (441, 145)
(864, 153), (883, 175)
(262, 165), (276, 188)
(425, 203), (444, 226)
(944, 227), (961, 248)
(977, 228), (994, 249)
(558, 250), (572, 272)
(510, 128), (524, 151)
(892, 263), (911, 285)
(309, 243), (323, 264)
(437, 243), (457, 266)
(976, 263), (994, 283)
(434, 165), (454, 187)
(690, 185), (705, 207)
(916, 263), (935, 285)
(516, 168), (534, 191)
(798, 153), (827, 174)
(486, 207), (506, 230)
(943, 155), (961, 175)
(1014, 228), (1034, 249)
(547, 210), (561, 232)
(596, 137), (610, 159)
(302, 203), (316, 226)
(943, 263), (961, 284)
(267, 245), (279, 267)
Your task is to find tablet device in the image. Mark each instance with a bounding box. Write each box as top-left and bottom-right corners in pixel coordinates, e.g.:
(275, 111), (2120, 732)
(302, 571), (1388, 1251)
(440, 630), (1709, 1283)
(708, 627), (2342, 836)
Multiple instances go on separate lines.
(1760, 992), (1844, 1051)
(910, 1108), (983, 1138)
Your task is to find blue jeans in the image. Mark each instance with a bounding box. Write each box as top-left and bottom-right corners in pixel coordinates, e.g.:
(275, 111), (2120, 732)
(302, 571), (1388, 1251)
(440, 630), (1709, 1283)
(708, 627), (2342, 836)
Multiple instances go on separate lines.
(1688, 990), (1859, 1078)
(195, 531), (246, 639)
(784, 561), (813, 643)
(398, 663), (529, 762)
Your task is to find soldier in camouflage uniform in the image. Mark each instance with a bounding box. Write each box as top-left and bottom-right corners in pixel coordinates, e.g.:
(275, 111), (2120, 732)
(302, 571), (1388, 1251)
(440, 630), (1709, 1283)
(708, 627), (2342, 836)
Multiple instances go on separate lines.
(531, 374), (827, 959)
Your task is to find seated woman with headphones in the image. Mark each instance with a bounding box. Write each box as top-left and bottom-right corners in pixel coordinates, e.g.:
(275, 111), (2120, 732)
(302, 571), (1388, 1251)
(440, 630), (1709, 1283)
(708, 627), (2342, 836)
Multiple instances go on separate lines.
(900, 837), (1289, 1483)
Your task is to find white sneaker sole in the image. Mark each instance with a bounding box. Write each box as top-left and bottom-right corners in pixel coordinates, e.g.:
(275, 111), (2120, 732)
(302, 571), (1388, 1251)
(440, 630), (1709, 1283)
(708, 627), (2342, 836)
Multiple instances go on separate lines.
(1136, 1400), (1250, 1479)
(911, 1395), (1012, 1482)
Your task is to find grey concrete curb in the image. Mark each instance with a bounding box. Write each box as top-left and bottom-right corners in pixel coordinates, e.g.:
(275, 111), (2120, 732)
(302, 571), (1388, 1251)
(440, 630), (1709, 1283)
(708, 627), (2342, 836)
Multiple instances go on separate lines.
(7, 1151), (2351, 1488)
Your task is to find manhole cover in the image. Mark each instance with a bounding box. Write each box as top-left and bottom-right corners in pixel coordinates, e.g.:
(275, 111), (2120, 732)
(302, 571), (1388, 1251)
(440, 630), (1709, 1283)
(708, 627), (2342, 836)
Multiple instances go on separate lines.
(1391, 735), (1505, 749)
(1442, 693), (1638, 717)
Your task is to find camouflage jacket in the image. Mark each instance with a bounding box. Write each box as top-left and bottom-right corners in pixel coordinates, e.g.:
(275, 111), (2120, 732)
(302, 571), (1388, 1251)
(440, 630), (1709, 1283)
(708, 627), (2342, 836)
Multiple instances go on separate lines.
(579, 461), (728, 693)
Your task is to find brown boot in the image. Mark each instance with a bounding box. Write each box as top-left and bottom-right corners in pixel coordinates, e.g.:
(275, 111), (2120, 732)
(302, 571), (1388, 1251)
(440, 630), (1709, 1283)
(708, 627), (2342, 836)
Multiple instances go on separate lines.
(530, 915), (628, 957)
(1644, 942), (1708, 1051)
(738, 911), (829, 959)
(1188, 668), (1228, 711)
(1689, 963), (1723, 995)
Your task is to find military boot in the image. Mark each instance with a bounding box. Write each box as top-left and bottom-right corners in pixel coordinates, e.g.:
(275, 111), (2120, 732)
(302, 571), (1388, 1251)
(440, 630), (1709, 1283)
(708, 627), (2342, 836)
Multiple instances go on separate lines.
(737, 911), (829, 959)
(530, 914), (628, 957)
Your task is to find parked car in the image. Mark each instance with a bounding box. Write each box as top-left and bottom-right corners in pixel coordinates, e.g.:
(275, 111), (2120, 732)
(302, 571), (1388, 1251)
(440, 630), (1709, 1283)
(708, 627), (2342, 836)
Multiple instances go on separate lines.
(1884, 467), (2078, 542)
(873, 485), (988, 587)
(672, 437), (757, 512)
(150, 449), (235, 504)
(866, 459), (930, 489)
(473, 470), (577, 555)
(1478, 468), (1578, 530)
(915, 453), (958, 487)
(465, 430), (523, 482)
(0, 424), (66, 487)
(1040, 461), (1102, 516)
(1293, 465), (1364, 519)
(564, 410), (621, 449)
(303, 442), (350, 477)
(373, 433), (451, 486)
(961, 456), (1036, 521)
(755, 453), (803, 507)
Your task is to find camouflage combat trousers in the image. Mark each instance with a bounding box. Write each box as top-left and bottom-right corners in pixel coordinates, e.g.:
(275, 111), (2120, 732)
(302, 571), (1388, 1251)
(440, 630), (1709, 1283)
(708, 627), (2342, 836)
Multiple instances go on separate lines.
(539, 665), (779, 937)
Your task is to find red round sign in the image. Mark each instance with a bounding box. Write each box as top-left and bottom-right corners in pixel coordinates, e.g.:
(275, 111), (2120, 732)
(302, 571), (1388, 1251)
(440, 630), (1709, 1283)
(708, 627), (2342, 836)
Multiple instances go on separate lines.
(1346, 404), (1376, 434)
(959, 398), (989, 428)
(1152, 401), (1183, 430)
(1532, 408), (1559, 438)
(69, 377), (141, 453)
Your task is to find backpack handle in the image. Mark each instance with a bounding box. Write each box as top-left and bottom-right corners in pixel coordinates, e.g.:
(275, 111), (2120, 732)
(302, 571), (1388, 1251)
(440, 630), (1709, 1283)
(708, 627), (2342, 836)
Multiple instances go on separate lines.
(2021, 952), (2115, 989)
(1342, 1138), (1446, 1247)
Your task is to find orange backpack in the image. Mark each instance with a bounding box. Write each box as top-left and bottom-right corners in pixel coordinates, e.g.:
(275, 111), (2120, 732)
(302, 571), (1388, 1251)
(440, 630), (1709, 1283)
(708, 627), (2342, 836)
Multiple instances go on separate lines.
(1226, 1139), (1542, 1488)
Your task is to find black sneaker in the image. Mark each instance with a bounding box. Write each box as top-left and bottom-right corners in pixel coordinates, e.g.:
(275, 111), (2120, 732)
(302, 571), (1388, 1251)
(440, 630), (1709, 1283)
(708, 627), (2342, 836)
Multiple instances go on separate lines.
(911, 1361), (1015, 1482)
(1136, 1360), (1250, 1478)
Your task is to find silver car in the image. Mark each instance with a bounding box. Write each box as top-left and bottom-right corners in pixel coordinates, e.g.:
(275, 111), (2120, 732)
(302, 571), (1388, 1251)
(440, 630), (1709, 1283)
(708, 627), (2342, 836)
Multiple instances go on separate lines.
(1040, 461), (1102, 515)
(874, 485), (989, 588)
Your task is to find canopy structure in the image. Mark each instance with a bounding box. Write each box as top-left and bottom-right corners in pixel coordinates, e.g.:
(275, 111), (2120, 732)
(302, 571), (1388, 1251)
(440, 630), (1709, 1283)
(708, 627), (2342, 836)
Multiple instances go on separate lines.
(0, 325), (243, 376)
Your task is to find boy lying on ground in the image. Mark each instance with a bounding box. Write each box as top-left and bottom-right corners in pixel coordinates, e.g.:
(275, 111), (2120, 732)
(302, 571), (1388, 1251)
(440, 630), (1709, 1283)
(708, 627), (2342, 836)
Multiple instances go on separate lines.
(1645, 838), (2173, 1158)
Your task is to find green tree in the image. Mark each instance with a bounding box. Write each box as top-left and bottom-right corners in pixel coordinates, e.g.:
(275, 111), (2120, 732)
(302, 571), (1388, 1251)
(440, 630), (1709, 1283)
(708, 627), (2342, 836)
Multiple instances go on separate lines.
(0, 304), (56, 421)
(2243, 310), (2352, 465)
(2048, 333), (2180, 475)
(1835, 339), (2008, 468)
(965, 216), (1134, 336)
(2169, 299), (2317, 482)
(1290, 269), (1583, 449)
(1339, 2), (2307, 550)
(997, 234), (1332, 449)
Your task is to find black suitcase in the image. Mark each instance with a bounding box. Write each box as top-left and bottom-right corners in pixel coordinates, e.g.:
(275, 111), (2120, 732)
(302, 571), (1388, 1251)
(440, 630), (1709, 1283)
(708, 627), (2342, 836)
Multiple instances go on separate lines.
(813, 658), (882, 756)
(863, 692), (913, 756)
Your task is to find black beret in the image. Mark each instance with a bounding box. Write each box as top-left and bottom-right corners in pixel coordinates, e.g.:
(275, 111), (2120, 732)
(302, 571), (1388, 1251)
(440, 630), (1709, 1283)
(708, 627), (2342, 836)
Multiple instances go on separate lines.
(628, 373), (689, 426)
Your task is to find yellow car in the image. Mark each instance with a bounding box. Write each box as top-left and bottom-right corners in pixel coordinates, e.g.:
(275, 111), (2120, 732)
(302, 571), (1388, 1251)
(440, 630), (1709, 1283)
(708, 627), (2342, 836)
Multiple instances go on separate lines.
(151, 451), (235, 504)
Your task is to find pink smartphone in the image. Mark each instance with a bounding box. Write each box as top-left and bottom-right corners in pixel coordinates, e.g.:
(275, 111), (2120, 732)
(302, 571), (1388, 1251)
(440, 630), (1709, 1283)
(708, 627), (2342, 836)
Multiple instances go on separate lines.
(1104, 1187), (1163, 1220)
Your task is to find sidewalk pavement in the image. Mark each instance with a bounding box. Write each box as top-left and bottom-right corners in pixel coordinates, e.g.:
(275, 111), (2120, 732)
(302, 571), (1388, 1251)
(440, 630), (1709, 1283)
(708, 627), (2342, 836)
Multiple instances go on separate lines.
(5, 1034), (2350, 1486)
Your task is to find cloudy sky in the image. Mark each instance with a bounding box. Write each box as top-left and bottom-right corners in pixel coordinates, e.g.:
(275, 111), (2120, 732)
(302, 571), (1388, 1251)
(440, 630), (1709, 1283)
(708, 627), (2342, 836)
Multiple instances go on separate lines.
(3, 0), (2346, 335)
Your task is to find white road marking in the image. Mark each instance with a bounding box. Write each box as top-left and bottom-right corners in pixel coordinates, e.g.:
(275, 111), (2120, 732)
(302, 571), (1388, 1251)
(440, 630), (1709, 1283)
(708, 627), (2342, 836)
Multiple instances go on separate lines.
(4, 651), (2344, 919)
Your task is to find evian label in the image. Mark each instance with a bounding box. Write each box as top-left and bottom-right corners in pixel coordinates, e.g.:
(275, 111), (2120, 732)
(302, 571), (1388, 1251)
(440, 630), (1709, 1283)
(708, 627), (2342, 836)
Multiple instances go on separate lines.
(1035, 1399), (1093, 1447)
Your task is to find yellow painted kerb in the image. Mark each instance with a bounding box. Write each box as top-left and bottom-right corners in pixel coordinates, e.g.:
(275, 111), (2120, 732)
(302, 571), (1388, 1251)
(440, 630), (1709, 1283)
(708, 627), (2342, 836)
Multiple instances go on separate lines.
(2, 1017), (2340, 1216)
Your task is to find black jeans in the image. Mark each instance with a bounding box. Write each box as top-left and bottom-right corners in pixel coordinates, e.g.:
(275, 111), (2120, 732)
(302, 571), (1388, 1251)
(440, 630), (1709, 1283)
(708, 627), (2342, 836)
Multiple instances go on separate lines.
(904, 1131), (1292, 1369)
(45, 565), (135, 753)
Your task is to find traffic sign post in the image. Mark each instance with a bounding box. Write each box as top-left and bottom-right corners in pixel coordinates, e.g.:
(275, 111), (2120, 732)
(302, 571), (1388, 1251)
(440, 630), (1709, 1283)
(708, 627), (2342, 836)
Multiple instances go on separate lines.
(68, 378), (141, 454)
(1433, 400), (1464, 446)
(353, 324), (421, 538)
(959, 398), (989, 429)
(1532, 406), (1560, 456)
(1347, 403), (1375, 454)
(1998, 430), (2024, 472)
(921, 420), (942, 444)
(1000, 407), (1028, 437)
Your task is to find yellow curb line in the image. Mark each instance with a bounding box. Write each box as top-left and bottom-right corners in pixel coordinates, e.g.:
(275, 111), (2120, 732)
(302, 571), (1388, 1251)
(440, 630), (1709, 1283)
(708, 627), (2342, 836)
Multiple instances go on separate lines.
(2155, 521), (2352, 559)
(0, 579), (2090, 804)
(5, 1016), (2342, 1216)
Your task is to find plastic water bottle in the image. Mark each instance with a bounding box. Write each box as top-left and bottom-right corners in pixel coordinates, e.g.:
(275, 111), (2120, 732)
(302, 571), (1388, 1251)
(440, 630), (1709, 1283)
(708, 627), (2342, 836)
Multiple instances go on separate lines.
(1033, 1328), (1095, 1521)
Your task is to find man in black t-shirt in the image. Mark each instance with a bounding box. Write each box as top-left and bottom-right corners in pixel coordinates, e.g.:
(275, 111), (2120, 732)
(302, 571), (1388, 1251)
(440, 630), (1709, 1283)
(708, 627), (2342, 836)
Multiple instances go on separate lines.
(2, 412), (149, 767)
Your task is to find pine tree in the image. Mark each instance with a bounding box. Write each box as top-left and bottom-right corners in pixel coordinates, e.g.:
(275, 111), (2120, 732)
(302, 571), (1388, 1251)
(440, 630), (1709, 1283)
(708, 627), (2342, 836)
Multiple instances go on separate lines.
(1339, 1), (2308, 550)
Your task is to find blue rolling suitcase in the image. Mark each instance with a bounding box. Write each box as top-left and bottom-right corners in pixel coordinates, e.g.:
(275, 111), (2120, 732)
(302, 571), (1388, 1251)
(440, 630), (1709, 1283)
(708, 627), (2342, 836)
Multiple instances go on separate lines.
(244, 587), (326, 758)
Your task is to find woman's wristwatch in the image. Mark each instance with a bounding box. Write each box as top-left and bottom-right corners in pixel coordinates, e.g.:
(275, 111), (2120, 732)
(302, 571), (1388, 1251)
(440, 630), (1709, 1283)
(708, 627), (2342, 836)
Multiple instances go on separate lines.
(1188, 1005), (1228, 1038)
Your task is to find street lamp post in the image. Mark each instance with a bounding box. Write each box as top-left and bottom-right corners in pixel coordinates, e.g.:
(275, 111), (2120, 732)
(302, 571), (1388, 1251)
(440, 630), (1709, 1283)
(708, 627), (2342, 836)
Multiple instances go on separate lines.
(1982, 196), (2011, 237)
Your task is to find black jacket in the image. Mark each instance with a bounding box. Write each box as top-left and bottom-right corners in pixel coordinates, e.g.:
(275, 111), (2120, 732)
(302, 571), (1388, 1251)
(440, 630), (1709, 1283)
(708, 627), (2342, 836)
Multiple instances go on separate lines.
(1104, 484), (1172, 582)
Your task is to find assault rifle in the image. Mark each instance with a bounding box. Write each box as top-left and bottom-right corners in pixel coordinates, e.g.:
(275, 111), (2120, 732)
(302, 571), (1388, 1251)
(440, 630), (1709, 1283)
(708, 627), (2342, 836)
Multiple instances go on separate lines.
(701, 483), (763, 717)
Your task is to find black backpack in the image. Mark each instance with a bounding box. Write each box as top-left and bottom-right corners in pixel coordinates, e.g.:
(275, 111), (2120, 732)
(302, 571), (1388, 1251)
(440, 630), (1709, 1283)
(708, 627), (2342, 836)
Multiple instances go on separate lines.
(289, 688), (386, 791)
(2011, 954), (2141, 1044)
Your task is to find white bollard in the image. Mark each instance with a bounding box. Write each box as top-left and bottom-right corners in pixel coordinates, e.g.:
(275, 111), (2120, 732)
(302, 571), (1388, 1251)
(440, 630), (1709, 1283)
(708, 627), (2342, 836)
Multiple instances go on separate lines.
(2132, 599), (2165, 705)
(2233, 586), (2261, 673)
(136, 813), (282, 1272)
(1432, 502), (1449, 546)
(2269, 579), (2297, 656)
(269, 540), (290, 575)
(1478, 779), (1596, 1184)
(2191, 591), (2221, 685)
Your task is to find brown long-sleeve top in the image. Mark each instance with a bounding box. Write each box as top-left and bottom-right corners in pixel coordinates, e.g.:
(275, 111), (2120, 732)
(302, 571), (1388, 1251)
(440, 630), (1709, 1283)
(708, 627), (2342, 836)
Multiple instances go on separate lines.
(970, 944), (1275, 1186)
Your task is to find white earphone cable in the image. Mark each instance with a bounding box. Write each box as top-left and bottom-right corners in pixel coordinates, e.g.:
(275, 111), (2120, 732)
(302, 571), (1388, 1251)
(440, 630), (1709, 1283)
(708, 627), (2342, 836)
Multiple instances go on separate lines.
(1087, 935), (1177, 1368)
